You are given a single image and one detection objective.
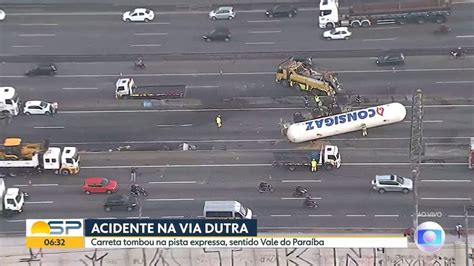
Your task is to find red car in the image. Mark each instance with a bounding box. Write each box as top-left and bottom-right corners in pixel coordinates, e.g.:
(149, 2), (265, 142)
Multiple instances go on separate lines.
(82, 177), (118, 195)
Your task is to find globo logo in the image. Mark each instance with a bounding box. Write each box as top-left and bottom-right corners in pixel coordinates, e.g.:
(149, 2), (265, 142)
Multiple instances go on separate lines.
(414, 221), (445, 253)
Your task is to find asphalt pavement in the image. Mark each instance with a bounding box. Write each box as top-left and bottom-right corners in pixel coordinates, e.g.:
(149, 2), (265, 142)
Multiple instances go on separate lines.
(0, 4), (473, 57)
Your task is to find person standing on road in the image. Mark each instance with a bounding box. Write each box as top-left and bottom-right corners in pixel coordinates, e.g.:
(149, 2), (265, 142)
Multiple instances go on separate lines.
(303, 95), (310, 109)
(310, 158), (317, 172)
(130, 167), (137, 182)
(362, 123), (368, 137)
(455, 223), (463, 238)
(215, 114), (222, 128)
(314, 95), (321, 108)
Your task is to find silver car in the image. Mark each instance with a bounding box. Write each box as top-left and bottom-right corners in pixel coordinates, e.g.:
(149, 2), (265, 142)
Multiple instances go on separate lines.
(372, 174), (413, 194)
(209, 6), (235, 20)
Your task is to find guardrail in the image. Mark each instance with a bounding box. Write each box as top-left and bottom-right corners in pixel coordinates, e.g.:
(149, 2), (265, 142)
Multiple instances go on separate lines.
(1, 47), (473, 63)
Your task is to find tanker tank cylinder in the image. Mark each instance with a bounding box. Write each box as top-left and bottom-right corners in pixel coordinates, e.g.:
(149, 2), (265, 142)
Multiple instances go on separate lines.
(286, 102), (407, 143)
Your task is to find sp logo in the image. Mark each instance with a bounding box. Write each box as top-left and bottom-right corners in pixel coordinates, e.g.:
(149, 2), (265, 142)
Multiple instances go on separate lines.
(29, 219), (83, 236)
(49, 221), (82, 235)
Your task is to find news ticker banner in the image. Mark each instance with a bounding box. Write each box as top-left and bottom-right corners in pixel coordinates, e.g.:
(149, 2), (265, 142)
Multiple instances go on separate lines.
(26, 219), (407, 249)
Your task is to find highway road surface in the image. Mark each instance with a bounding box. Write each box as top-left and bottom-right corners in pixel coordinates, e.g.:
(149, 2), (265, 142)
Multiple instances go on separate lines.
(0, 2), (473, 235)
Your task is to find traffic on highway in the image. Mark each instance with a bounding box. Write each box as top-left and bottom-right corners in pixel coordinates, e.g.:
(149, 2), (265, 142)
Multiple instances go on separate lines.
(0, 0), (473, 240)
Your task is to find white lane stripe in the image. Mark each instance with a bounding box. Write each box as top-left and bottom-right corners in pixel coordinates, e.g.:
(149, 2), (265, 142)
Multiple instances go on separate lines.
(448, 215), (474, 218)
(145, 22), (171, 25)
(363, 38), (397, 41)
(25, 201), (54, 204)
(403, 120), (443, 123)
(436, 81), (474, 84)
(130, 44), (161, 47)
(421, 197), (472, 201)
(374, 214), (399, 217)
(20, 23), (59, 26)
(346, 214), (367, 217)
(14, 184), (58, 187)
(270, 214), (292, 217)
(249, 30), (281, 34)
(127, 216), (150, 219)
(186, 85), (219, 88)
(155, 124), (193, 127)
(162, 216), (185, 218)
(33, 126), (65, 129)
(456, 35), (474, 38)
(134, 33), (168, 36)
(149, 181), (197, 184)
(422, 179), (471, 182)
(308, 214), (333, 217)
(6, 219), (25, 223)
(146, 198), (194, 201)
(245, 42), (275, 45)
(247, 20), (280, 23)
(367, 26), (400, 30)
(62, 87), (98, 90)
(281, 180), (322, 183)
(11, 45), (43, 48)
(281, 197), (322, 200)
(19, 34), (56, 37)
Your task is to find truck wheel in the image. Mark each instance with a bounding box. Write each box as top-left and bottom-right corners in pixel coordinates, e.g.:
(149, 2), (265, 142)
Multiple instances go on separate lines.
(416, 16), (425, 24)
(350, 21), (360, 28)
(402, 188), (409, 194)
(435, 15), (446, 23)
(325, 22), (334, 29)
(361, 20), (370, 27)
(282, 80), (289, 87)
(378, 188), (386, 194)
(325, 164), (334, 171)
(289, 166), (296, 171)
(61, 169), (70, 176)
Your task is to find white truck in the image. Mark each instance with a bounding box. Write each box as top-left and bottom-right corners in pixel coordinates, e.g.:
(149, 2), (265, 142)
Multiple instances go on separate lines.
(272, 144), (342, 171)
(319, 0), (452, 29)
(0, 178), (26, 215)
(0, 87), (20, 116)
(0, 147), (81, 176)
(115, 78), (185, 100)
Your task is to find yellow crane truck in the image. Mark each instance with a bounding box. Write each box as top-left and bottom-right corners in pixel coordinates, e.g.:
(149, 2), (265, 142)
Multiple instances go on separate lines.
(276, 57), (342, 96)
(0, 138), (49, 160)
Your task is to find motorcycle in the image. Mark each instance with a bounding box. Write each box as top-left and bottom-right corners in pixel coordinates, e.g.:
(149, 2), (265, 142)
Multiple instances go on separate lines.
(433, 26), (451, 34)
(303, 198), (319, 208)
(258, 182), (274, 193)
(134, 60), (146, 69)
(130, 185), (149, 197)
(450, 50), (466, 59)
(293, 186), (309, 197)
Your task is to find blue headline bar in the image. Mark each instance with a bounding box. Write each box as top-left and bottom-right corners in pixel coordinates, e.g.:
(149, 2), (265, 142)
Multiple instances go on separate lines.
(84, 219), (257, 237)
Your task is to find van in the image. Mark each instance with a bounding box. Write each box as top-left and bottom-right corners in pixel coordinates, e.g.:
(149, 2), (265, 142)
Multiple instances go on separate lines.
(203, 201), (253, 219)
(372, 174), (413, 194)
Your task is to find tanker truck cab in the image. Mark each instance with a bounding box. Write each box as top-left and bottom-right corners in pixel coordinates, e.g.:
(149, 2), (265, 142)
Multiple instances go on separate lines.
(115, 78), (135, 99)
(203, 201), (253, 219)
(0, 87), (20, 116)
(44, 147), (80, 176)
(0, 178), (25, 215)
(321, 144), (341, 170)
(319, 0), (339, 28)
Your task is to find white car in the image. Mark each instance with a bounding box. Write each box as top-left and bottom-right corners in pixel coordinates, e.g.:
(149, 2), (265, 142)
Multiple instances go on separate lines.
(122, 8), (155, 22)
(23, 101), (58, 115)
(0, 9), (6, 21)
(323, 27), (352, 40)
(209, 6), (235, 20)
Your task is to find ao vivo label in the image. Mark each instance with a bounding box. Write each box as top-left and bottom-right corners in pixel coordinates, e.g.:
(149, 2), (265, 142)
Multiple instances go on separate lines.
(305, 107), (385, 131)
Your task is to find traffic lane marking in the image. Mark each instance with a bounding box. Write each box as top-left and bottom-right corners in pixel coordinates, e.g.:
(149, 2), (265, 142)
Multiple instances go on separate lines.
(363, 38), (397, 41)
(420, 197), (472, 201)
(25, 201), (54, 204)
(19, 23), (59, 26)
(270, 214), (292, 217)
(281, 197), (322, 200)
(248, 30), (281, 34)
(374, 214), (399, 217)
(456, 35), (474, 38)
(403, 120), (443, 123)
(149, 181), (197, 184)
(245, 42), (275, 45)
(18, 34), (56, 37)
(421, 179), (471, 183)
(247, 20), (280, 23)
(14, 184), (58, 187)
(436, 81), (474, 84)
(367, 26), (401, 30)
(130, 44), (161, 47)
(11, 45), (44, 48)
(345, 214), (367, 217)
(2, 67), (474, 79)
(155, 124), (193, 127)
(134, 33), (168, 36)
(146, 198), (195, 201)
(62, 87), (98, 90)
(281, 180), (322, 183)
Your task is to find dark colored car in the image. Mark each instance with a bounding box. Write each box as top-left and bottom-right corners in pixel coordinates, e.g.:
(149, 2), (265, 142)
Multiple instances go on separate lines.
(104, 194), (137, 212)
(25, 64), (57, 76)
(376, 52), (405, 66)
(265, 4), (298, 18)
(203, 27), (231, 42)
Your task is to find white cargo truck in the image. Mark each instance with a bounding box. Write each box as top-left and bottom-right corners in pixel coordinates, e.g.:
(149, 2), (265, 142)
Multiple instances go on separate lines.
(0, 87), (20, 116)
